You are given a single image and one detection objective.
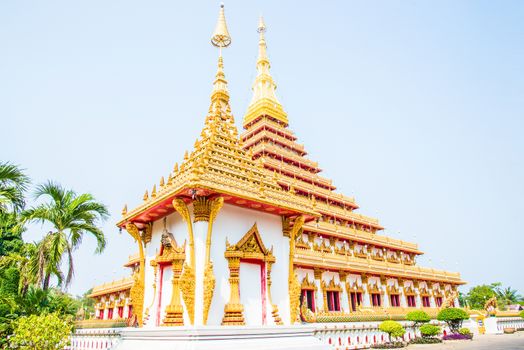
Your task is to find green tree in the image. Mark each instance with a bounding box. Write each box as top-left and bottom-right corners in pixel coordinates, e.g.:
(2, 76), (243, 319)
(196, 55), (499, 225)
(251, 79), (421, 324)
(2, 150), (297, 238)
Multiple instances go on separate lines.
(379, 320), (406, 342)
(0, 162), (29, 214)
(8, 313), (73, 350)
(494, 286), (522, 306)
(22, 182), (109, 290)
(437, 308), (470, 333)
(465, 284), (496, 310)
(406, 310), (430, 328)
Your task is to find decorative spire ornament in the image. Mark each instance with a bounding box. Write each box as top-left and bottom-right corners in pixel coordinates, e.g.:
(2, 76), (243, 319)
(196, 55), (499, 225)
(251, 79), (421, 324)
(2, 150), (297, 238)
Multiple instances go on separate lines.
(244, 15), (288, 127)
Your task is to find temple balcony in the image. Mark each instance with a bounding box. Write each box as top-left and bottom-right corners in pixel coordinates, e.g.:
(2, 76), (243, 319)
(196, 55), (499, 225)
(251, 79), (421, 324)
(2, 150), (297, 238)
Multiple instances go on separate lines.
(294, 248), (465, 285)
(303, 221), (420, 254)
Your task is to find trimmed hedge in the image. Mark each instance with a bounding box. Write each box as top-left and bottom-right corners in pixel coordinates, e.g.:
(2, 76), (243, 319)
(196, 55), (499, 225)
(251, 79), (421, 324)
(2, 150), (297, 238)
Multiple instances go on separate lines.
(420, 324), (440, 337)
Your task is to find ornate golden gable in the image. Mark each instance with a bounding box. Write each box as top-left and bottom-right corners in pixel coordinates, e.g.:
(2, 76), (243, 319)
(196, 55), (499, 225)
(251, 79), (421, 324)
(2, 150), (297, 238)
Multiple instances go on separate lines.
(301, 275), (317, 290)
(321, 277), (343, 292)
(225, 223), (275, 262)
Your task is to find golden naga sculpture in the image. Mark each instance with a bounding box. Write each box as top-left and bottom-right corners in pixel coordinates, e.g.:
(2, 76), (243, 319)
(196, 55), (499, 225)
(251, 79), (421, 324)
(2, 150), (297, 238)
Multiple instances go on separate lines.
(441, 290), (458, 309)
(484, 296), (498, 315)
(172, 198), (196, 325)
(288, 215), (305, 324)
(202, 196), (224, 325)
(125, 223), (145, 327)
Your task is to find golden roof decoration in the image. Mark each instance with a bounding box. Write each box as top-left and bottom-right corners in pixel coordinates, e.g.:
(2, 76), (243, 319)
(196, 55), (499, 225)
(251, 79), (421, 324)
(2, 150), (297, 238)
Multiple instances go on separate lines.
(244, 16), (288, 127)
(117, 6), (317, 228)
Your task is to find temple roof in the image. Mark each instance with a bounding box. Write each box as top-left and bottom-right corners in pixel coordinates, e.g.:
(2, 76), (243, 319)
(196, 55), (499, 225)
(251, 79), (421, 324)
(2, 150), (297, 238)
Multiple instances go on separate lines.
(117, 6), (317, 229)
(88, 276), (134, 298)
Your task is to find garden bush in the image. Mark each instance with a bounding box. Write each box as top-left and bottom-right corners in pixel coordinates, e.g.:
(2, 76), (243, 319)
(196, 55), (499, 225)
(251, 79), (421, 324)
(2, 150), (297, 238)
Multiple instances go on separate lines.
(520, 310), (524, 319)
(443, 333), (473, 340)
(406, 310), (430, 327)
(437, 308), (469, 333)
(8, 313), (73, 350)
(458, 327), (471, 336)
(420, 324), (440, 338)
(410, 337), (442, 344)
(379, 320), (406, 341)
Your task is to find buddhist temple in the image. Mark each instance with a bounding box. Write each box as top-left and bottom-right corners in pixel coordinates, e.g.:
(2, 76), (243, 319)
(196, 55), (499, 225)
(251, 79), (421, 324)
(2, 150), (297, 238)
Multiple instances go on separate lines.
(79, 5), (466, 349)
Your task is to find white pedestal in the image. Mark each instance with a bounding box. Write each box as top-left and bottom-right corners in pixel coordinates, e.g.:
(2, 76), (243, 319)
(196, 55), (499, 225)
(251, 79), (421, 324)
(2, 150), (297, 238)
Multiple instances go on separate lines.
(115, 326), (329, 350)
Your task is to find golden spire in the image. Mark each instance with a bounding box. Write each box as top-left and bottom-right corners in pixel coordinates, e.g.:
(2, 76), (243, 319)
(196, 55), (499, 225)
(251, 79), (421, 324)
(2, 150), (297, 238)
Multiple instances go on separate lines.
(210, 4), (232, 111)
(243, 16), (288, 127)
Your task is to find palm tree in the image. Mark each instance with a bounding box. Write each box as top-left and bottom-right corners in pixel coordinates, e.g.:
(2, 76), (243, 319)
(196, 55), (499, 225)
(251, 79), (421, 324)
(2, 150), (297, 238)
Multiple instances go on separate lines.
(495, 286), (523, 306)
(22, 182), (109, 290)
(0, 162), (29, 213)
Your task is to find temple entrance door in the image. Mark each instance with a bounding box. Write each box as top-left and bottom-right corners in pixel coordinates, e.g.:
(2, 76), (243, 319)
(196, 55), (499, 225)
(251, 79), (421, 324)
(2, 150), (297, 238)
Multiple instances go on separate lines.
(239, 261), (266, 325)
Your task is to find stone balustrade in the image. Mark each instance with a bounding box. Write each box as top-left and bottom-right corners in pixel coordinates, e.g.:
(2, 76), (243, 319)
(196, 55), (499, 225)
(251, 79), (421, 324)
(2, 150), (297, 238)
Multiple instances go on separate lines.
(68, 328), (122, 350)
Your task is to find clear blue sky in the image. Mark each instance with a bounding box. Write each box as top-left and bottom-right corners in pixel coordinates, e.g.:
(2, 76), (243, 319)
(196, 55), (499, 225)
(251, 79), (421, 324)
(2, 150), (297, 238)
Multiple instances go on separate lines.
(2, 1), (523, 297)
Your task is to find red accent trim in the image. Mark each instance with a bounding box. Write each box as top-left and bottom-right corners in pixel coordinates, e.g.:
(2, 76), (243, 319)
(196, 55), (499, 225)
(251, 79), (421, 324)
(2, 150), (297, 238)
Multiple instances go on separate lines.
(260, 261), (267, 325)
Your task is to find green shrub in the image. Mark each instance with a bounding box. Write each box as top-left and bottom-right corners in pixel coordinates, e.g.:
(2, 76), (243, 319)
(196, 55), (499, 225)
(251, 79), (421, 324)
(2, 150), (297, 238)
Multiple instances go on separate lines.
(458, 327), (471, 335)
(410, 337), (442, 344)
(437, 308), (469, 333)
(8, 313), (73, 350)
(520, 310), (524, 319)
(420, 324), (440, 338)
(406, 310), (430, 326)
(379, 320), (406, 341)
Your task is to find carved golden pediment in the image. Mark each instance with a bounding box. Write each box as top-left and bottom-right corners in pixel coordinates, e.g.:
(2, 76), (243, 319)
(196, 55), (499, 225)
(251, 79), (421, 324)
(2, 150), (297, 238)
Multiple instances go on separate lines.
(403, 285), (416, 295)
(367, 281), (382, 294)
(225, 223), (275, 262)
(321, 277), (342, 292)
(301, 275), (317, 290)
(387, 284), (400, 295)
(346, 280), (364, 293)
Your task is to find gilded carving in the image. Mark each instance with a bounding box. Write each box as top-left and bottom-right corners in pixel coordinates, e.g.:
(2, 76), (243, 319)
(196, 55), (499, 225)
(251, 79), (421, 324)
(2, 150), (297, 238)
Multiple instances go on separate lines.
(193, 196), (212, 222)
(288, 215), (305, 324)
(266, 261), (282, 325)
(301, 275), (317, 290)
(203, 262), (215, 325)
(172, 198), (196, 325)
(179, 263), (196, 324)
(202, 196), (223, 325)
(125, 223), (145, 327)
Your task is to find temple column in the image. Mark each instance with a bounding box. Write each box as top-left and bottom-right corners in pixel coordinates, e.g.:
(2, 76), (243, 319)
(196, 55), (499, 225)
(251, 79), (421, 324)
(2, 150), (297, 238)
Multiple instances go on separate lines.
(414, 281), (422, 308)
(361, 275), (371, 307)
(399, 279), (407, 307)
(192, 196), (209, 326)
(313, 268), (324, 311)
(339, 271), (349, 312)
(381, 277), (390, 308)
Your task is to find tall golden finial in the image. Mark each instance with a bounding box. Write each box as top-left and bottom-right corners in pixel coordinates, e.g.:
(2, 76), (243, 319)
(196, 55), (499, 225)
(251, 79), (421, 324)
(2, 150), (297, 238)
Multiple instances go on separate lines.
(210, 4), (232, 107)
(243, 15), (288, 127)
(211, 4), (232, 50)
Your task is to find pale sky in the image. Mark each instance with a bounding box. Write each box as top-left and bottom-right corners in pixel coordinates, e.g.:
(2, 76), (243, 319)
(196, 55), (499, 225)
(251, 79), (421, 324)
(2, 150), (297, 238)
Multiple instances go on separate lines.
(2, 1), (523, 297)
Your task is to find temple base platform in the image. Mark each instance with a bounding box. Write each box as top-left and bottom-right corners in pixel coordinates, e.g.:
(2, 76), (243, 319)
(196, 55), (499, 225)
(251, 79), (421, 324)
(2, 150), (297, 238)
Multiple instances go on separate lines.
(115, 326), (328, 350)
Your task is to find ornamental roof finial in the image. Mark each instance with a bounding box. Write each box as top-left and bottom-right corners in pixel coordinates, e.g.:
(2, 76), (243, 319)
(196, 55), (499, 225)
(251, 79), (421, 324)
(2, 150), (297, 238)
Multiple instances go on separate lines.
(211, 3), (231, 49)
(210, 4), (231, 109)
(243, 15), (288, 127)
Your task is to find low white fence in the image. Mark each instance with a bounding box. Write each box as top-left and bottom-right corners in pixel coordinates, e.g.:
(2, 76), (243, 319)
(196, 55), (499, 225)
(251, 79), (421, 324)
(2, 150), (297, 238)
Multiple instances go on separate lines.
(68, 328), (123, 350)
(496, 317), (524, 331)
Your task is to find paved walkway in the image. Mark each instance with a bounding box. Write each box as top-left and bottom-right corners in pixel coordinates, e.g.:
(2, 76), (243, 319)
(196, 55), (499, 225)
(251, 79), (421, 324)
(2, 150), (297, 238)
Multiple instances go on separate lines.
(409, 333), (524, 350)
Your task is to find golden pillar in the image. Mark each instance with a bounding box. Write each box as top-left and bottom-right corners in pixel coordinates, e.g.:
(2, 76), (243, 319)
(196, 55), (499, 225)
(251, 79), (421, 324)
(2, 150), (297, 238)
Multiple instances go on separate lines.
(222, 254), (244, 325)
(162, 247), (186, 326)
